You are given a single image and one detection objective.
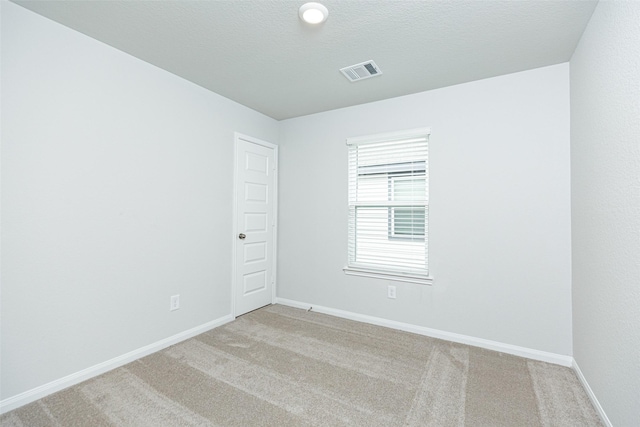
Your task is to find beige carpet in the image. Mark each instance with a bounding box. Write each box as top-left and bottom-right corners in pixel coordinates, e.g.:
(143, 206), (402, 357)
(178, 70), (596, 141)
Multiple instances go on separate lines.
(1, 304), (602, 426)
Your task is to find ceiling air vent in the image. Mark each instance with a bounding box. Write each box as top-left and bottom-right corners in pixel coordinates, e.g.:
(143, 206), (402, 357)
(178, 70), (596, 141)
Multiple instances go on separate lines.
(340, 60), (382, 82)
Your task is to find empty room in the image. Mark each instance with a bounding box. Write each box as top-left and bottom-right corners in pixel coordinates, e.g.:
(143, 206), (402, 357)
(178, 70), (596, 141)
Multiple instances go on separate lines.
(1, 0), (638, 426)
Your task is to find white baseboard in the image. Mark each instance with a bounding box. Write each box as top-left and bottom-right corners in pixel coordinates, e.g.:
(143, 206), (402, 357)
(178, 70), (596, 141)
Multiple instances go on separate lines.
(0, 314), (234, 415)
(4, 301), (608, 424)
(572, 359), (612, 427)
(275, 298), (573, 367)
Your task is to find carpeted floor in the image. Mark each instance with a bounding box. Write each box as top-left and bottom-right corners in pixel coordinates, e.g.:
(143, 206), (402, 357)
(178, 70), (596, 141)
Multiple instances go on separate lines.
(1, 304), (602, 426)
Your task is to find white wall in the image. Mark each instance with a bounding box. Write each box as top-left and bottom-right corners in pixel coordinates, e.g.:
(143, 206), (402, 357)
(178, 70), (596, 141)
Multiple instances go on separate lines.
(1, 2), (278, 401)
(278, 64), (572, 356)
(570, 1), (640, 425)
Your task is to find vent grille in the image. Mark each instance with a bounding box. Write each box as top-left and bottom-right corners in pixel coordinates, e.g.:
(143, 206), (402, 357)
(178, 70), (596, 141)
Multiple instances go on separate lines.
(340, 60), (383, 82)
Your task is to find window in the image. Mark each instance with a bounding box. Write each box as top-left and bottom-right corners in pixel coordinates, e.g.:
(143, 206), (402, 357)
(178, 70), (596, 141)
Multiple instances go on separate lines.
(345, 128), (432, 284)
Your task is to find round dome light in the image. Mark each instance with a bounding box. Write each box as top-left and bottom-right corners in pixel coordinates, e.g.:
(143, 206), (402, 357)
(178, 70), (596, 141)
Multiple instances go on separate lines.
(299, 2), (328, 24)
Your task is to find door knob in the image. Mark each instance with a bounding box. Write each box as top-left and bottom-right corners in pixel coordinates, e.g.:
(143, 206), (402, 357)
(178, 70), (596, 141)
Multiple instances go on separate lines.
(238, 233), (246, 240)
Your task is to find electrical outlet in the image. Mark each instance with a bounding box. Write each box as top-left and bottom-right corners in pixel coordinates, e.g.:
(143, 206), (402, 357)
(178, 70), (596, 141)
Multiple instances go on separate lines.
(170, 295), (180, 311)
(388, 285), (396, 299)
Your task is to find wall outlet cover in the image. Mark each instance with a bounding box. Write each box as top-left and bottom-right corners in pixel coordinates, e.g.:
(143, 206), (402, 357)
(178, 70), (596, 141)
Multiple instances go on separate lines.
(388, 286), (396, 299)
(170, 295), (180, 311)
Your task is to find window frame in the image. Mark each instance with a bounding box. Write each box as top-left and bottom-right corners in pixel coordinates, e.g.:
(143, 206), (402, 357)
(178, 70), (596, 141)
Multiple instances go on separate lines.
(343, 127), (433, 285)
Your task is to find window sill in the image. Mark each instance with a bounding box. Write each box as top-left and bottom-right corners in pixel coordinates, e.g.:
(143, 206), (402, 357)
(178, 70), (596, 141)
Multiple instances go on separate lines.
(343, 266), (433, 285)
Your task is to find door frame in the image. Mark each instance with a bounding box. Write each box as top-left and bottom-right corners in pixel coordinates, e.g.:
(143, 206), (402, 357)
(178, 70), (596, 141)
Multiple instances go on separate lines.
(231, 132), (278, 318)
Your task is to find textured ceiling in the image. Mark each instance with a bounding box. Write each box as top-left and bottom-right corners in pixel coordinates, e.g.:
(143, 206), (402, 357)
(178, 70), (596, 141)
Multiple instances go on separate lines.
(13, 0), (597, 120)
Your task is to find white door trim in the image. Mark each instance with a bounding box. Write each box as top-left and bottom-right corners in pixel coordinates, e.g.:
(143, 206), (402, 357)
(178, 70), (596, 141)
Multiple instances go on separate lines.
(231, 132), (278, 318)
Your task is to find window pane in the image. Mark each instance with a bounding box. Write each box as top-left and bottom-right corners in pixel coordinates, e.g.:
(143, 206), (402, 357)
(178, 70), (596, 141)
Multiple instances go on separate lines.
(355, 207), (426, 270)
(392, 207), (425, 237)
(390, 176), (425, 239)
(392, 177), (426, 202)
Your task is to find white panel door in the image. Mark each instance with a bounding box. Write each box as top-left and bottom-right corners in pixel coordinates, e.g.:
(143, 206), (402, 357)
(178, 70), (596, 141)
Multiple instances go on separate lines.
(234, 134), (276, 317)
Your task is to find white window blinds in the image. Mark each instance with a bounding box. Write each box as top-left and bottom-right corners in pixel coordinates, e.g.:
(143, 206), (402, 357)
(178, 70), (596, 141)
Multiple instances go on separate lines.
(347, 128), (430, 280)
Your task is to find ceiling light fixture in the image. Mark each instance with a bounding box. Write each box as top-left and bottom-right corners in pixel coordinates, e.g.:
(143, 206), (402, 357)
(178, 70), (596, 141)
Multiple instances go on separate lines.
(299, 2), (328, 24)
